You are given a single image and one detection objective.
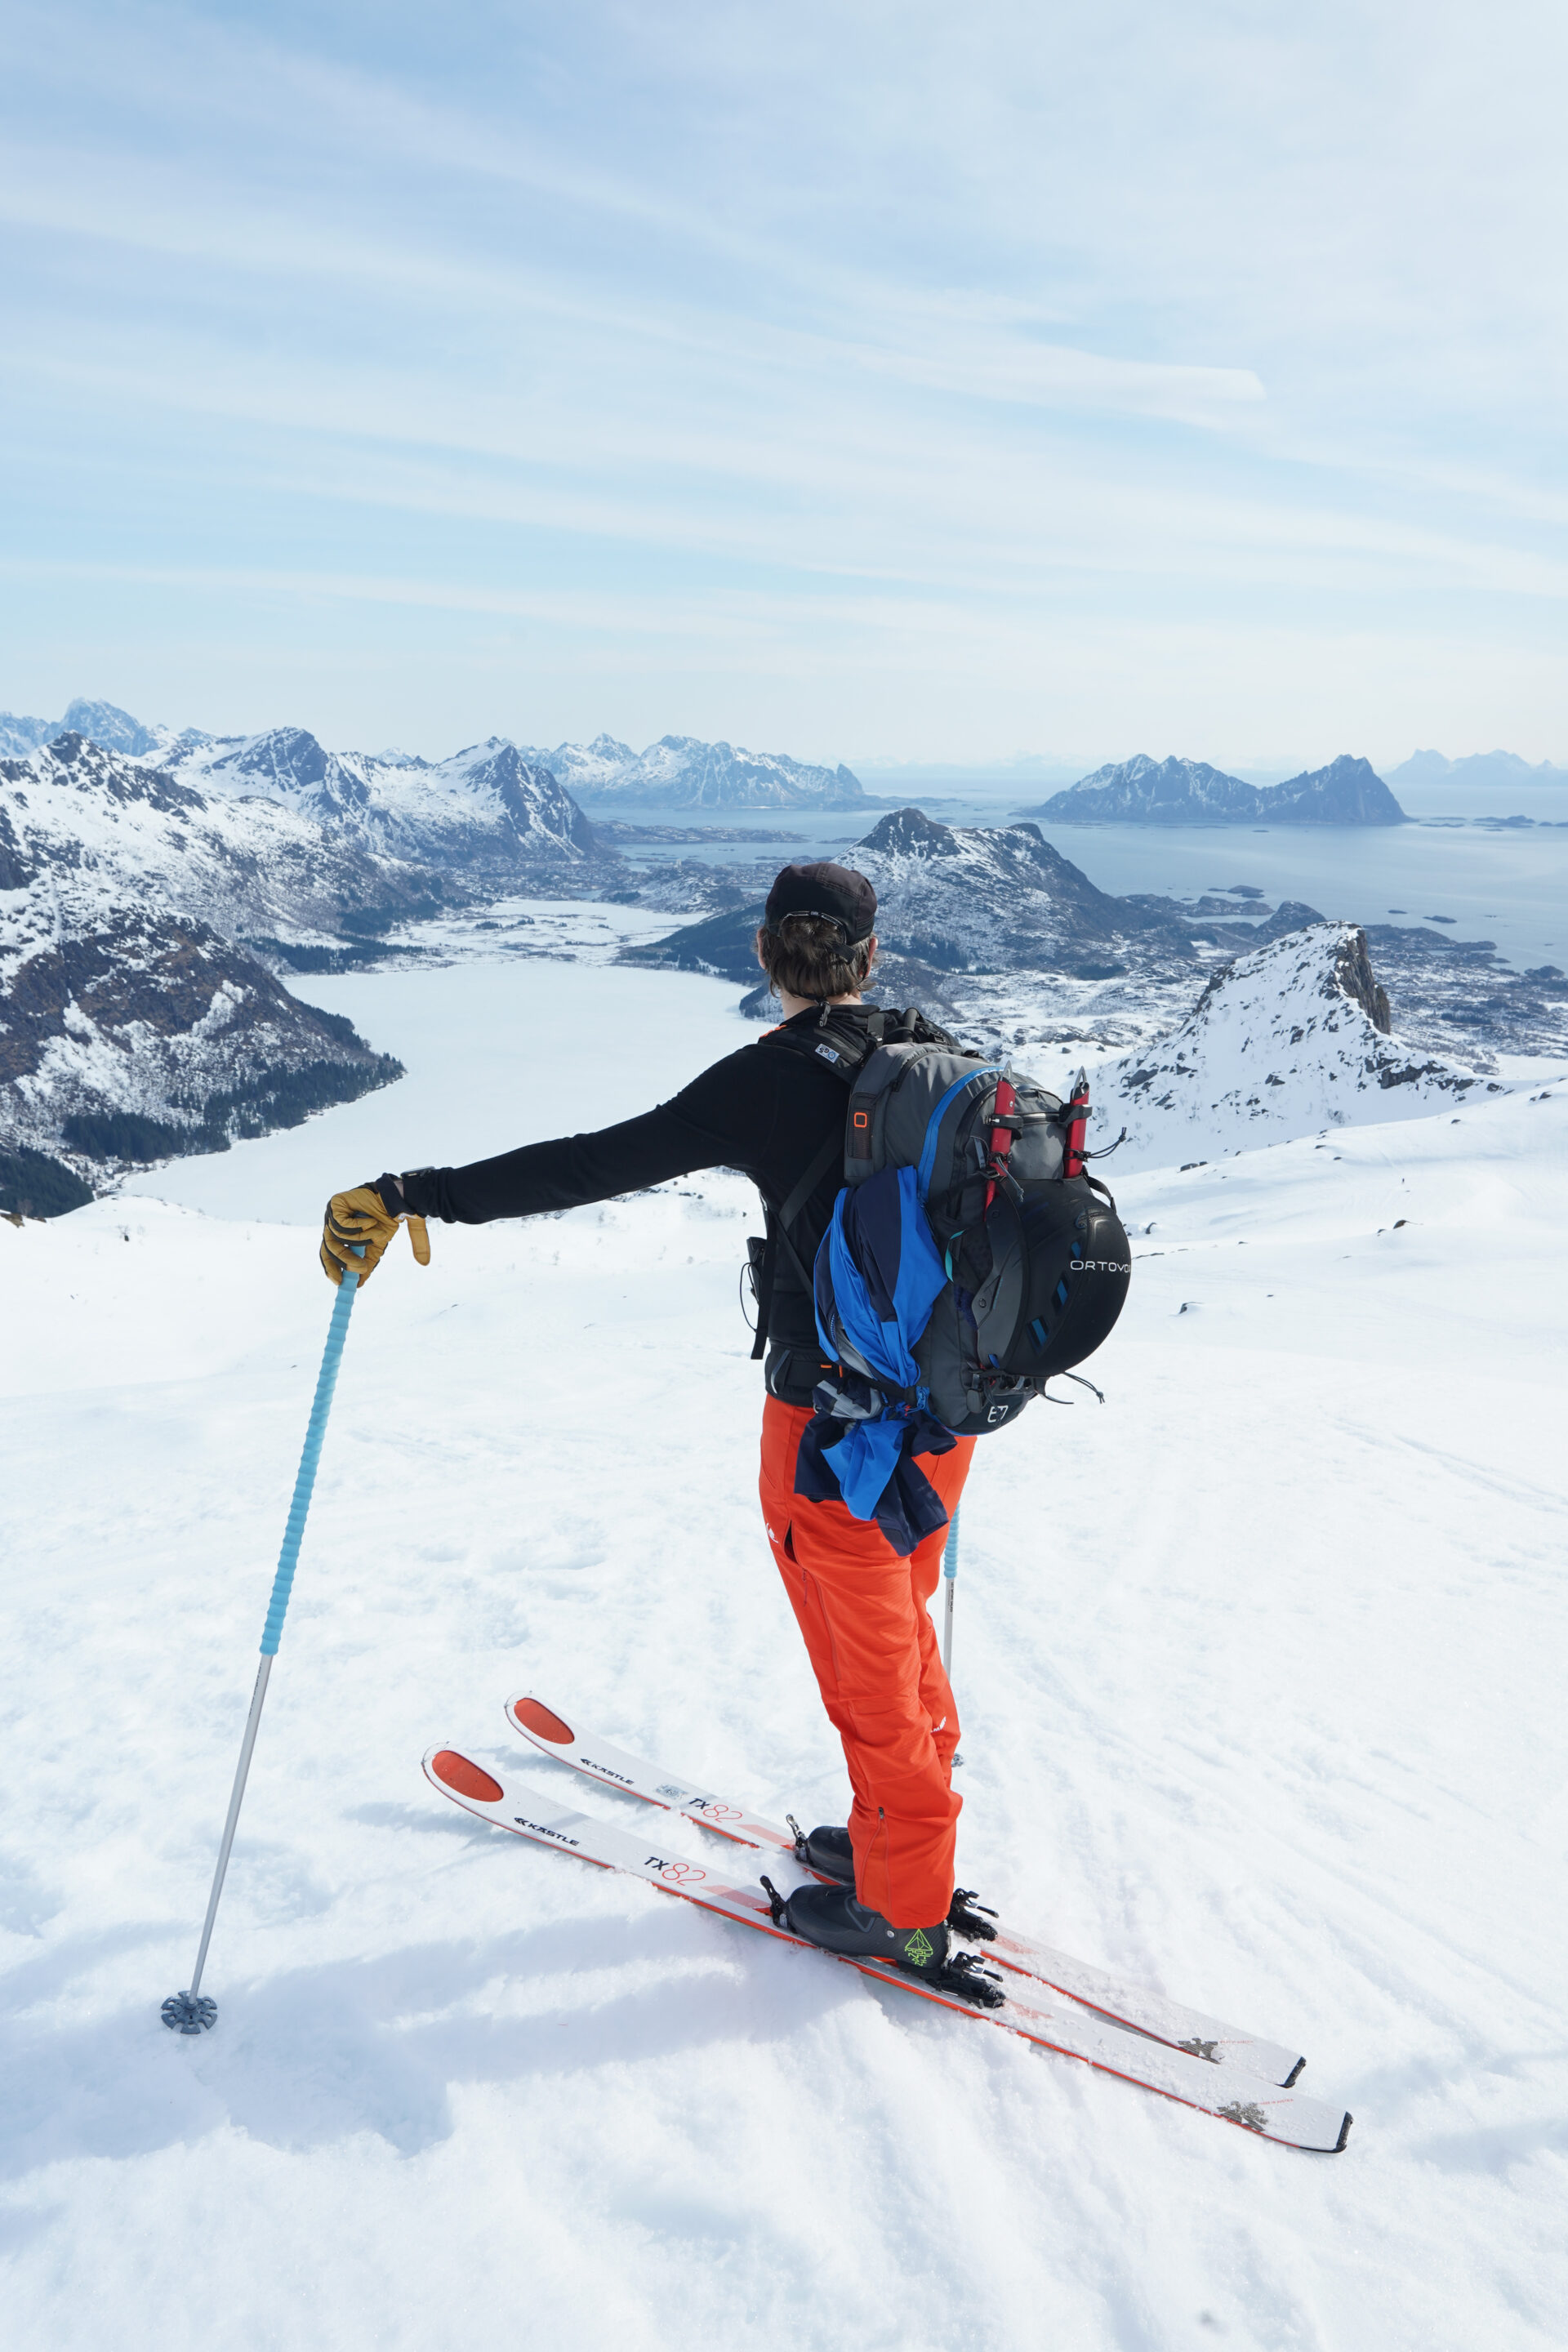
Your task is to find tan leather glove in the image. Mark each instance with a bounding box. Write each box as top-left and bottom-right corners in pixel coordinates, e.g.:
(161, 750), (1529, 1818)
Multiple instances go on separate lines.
(320, 1178), (432, 1287)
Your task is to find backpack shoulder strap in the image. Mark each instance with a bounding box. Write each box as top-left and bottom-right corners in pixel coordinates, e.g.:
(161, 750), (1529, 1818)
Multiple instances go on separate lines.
(760, 1006), (884, 1081)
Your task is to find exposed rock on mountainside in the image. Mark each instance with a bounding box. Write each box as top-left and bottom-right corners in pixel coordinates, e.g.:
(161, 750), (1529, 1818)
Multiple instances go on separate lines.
(849, 807), (1192, 970)
(533, 733), (868, 810)
(1, 735), (417, 1195)
(153, 728), (609, 878)
(1265, 756), (1406, 823)
(2, 734), (435, 942)
(0, 903), (401, 1179)
(621, 807), (1196, 1005)
(1098, 924), (1490, 1172)
(1027, 752), (1406, 826)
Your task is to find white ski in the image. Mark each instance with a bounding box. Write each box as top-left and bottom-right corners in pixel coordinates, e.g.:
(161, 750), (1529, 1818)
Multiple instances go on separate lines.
(505, 1690), (1307, 2088)
(424, 1744), (1352, 2154)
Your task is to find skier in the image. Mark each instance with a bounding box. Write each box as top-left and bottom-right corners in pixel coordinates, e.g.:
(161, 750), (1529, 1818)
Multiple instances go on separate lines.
(320, 862), (976, 1984)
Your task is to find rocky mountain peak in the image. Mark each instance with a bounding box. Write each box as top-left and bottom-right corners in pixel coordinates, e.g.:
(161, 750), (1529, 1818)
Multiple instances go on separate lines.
(58, 699), (163, 757)
(858, 806), (961, 858)
(1331, 926), (1392, 1033)
(1023, 751), (1406, 827)
(1102, 922), (1486, 1169)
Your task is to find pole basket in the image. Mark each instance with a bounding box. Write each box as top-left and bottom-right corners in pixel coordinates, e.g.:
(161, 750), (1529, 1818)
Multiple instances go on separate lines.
(162, 1991), (217, 2034)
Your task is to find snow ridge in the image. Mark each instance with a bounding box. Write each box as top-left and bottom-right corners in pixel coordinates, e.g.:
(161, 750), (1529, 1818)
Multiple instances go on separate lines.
(532, 733), (868, 809)
(151, 728), (608, 874)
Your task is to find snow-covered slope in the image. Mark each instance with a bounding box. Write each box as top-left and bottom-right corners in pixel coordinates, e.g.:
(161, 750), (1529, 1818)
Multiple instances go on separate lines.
(534, 732), (869, 809)
(154, 728), (608, 875)
(1028, 752), (1406, 826)
(2, 734), (432, 943)
(0, 736), (418, 1172)
(2, 959), (1564, 2349)
(1095, 923), (1498, 1170)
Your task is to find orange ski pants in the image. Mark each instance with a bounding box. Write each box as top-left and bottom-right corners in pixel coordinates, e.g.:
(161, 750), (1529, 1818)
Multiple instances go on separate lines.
(759, 1396), (975, 1930)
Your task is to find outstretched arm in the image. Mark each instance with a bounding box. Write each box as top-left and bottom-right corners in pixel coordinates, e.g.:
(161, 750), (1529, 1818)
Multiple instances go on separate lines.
(397, 1098), (737, 1224)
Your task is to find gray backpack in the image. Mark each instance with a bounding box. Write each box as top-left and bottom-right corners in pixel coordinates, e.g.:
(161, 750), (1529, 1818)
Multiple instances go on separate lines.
(767, 1007), (1131, 1437)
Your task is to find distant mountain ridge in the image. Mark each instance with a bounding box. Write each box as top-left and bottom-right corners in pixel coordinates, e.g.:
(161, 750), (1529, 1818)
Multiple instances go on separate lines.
(528, 732), (868, 810)
(0, 697), (867, 830)
(1024, 753), (1406, 826)
(1386, 749), (1568, 792)
(0, 697), (178, 759)
(151, 726), (607, 876)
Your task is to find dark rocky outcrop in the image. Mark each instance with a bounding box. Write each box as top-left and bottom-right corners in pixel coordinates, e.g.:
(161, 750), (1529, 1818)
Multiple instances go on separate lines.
(2, 737), (417, 1173)
(0, 907), (402, 1169)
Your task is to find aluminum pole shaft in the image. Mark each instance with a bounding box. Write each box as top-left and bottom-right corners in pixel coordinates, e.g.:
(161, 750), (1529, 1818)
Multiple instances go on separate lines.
(167, 1259), (360, 2025)
(940, 1500), (960, 1682)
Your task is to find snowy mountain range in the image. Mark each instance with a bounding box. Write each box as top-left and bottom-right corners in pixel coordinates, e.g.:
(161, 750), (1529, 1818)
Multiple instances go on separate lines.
(524, 732), (869, 809)
(1097, 924), (1494, 1171)
(0, 699), (868, 817)
(149, 727), (608, 876)
(1025, 754), (1406, 826)
(0, 735), (422, 1182)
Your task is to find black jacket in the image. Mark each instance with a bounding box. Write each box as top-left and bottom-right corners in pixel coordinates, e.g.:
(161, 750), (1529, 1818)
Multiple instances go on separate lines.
(400, 1004), (906, 1405)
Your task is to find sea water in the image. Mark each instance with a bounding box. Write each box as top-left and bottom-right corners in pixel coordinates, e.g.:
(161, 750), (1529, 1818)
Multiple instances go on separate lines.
(593, 786), (1568, 972)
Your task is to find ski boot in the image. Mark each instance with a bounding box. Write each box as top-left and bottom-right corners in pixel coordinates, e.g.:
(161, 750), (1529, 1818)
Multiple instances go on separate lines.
(762, 1878), (1004, 2007)
(789, 1819), (1000, 1948)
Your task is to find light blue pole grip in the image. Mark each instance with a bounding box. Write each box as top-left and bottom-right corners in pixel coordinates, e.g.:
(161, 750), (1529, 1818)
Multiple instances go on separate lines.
(260, 1264), (360, 1656)
(942, 1500), (960, 1582)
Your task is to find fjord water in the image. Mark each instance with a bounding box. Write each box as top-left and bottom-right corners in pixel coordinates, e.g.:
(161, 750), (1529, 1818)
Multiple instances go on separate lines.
(1003, 818), (1568, 970)
(603, 789), (1568, 971)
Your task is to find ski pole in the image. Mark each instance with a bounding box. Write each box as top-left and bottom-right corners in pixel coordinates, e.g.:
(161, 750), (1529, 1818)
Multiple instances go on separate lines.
(941, 1499), (960, 1682)
(162, 1250), (363, 2034)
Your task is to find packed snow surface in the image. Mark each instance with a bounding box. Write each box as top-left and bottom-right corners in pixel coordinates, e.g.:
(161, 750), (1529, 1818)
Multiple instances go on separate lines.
(2, 958), (1566, 2351)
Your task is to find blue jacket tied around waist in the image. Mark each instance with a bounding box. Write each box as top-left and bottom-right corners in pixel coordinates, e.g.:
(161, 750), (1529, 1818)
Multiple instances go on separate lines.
(793, 1164), (956, 1556)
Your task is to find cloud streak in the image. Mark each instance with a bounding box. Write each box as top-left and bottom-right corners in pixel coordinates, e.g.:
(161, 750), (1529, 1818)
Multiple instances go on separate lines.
(0, 0), (1564, 760)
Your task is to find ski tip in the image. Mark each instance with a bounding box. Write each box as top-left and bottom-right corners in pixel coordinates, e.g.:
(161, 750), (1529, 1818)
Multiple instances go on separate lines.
(1334, 2111), (1353, 2154)
(506, 1694), (576, 1746)
(426, 1748), (504, 1803)
(1283, 2055), (1307, 2088)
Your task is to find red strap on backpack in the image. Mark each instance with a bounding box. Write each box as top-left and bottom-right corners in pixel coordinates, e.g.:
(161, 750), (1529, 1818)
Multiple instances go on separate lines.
(1064, 1071), (1090, 1180)
(983, 1076), (1018, 1213)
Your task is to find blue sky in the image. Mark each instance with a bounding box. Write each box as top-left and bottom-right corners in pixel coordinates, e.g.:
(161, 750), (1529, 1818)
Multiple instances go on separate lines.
(2, 1), (1565, 768)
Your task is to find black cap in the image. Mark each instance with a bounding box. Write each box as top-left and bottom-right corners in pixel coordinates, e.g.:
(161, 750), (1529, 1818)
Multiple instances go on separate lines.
(764, 861), (877, 946)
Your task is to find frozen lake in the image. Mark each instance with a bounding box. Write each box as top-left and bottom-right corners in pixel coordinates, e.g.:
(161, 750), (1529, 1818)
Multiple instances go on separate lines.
(120, 953), (751, 1226)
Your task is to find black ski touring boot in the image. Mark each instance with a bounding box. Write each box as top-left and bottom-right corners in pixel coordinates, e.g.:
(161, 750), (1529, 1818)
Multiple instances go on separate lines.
(789, 1818), (855, 1884)
(764, 1879), (1005, 2007)
(789, 1821), (1000, 1949)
